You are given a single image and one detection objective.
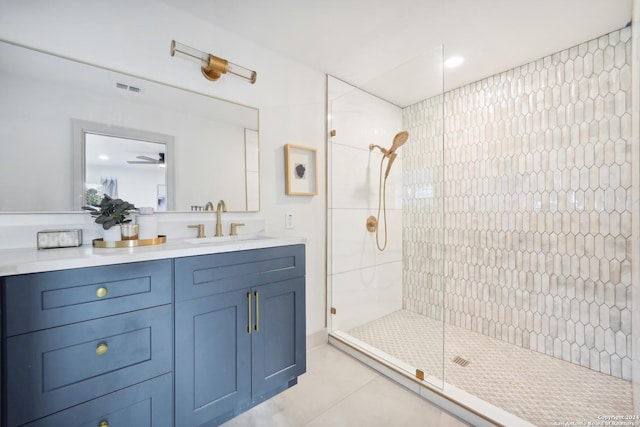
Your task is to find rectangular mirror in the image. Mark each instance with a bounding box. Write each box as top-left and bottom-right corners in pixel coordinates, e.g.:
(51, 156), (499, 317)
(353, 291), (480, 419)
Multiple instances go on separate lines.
(0, 40), (260, 212)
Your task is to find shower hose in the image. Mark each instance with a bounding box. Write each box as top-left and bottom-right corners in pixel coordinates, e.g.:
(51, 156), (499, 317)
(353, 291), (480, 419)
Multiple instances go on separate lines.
(374, 155), (389, 251)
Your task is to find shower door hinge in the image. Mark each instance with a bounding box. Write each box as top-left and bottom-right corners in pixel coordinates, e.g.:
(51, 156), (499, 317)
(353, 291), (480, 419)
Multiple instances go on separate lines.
(330, 130), (336, 137)
(415, 369), (425, 381)
(330, 307), (337, 315)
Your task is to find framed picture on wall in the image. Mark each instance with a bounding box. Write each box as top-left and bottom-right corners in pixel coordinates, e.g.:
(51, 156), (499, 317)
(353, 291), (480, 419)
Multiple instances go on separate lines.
(284, 144), (318, 196)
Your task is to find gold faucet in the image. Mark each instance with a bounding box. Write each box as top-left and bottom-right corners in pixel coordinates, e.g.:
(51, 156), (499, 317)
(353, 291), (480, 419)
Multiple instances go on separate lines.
(215, 200), (227, 236)
(204, 201), (214, 211)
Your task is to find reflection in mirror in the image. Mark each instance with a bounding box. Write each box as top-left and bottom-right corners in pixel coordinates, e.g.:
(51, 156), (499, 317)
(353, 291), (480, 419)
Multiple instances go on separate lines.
(0, 40), (260, 213)
(75, 120), (175, 211)
(86, 135), (167, 210)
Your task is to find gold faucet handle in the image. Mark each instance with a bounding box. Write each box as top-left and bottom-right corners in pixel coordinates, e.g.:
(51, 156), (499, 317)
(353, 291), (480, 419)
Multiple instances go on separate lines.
(188, 224), (206, 238)
(230, 223), (245, 236)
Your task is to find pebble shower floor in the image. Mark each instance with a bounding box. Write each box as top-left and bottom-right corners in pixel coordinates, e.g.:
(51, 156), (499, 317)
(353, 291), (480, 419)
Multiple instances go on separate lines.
(348, 309), (632, 426)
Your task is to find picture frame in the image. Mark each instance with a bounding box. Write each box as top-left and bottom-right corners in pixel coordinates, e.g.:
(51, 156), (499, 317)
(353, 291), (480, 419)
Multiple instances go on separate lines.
(284, 144), (318, 196)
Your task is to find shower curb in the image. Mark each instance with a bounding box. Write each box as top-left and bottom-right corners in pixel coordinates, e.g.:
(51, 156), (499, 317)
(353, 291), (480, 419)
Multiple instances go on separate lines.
(329, 331), (536, 427)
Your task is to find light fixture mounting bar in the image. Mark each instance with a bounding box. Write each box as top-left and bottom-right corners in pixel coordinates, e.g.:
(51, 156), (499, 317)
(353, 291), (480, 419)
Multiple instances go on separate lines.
(171, 40), (257, 84)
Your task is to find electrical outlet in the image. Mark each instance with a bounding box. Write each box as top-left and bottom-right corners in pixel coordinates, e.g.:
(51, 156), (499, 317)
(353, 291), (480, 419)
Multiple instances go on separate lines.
(285, 212), (295, 229)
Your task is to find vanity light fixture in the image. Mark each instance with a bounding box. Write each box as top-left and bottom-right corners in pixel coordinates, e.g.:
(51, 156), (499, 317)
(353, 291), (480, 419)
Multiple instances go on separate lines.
(170, 40), (257, 84)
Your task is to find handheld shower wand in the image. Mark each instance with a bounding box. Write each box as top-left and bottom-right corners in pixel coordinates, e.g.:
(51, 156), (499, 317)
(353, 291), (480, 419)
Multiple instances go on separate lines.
(368, 131), (409, 251)
(384, 152), (397, 179)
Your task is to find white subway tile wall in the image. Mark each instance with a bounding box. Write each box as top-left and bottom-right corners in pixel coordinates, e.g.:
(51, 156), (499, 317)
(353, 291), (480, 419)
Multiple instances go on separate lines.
(403, 27), (633, 380)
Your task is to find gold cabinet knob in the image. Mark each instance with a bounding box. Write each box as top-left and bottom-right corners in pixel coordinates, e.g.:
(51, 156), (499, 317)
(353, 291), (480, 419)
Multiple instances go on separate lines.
(96, 287), (108, 298)
(96, 342), (108, 355)
(99, 421), (109, 427)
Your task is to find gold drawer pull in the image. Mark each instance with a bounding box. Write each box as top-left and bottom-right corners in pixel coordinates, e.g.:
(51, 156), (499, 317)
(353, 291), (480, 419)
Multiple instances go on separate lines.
(96, 342), (108, 355)
(96, 287), (108, 298)
(99, 421), (109, 427)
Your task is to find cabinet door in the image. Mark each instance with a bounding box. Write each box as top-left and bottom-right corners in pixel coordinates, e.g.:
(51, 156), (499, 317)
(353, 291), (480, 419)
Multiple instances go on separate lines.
(175, 290), (251, 427)
(251, 277), (306, 399)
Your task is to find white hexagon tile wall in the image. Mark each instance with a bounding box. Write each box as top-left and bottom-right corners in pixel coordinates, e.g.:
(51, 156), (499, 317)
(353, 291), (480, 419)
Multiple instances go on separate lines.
(403, 26), (633, 380)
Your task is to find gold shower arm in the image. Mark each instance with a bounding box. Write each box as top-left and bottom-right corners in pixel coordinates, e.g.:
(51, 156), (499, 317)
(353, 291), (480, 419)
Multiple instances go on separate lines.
(369, 144), (389, 156)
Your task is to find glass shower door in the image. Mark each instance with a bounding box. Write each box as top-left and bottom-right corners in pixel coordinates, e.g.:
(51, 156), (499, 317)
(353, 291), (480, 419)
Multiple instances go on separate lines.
(327, 45), (445, 389)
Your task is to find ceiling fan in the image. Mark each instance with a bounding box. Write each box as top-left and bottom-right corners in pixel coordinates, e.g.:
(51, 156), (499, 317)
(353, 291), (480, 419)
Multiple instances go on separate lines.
(127, 153), (165, 165)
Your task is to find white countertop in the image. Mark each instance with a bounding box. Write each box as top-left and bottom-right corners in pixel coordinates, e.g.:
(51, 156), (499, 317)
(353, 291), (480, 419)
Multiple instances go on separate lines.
(0, 235), (306, 277)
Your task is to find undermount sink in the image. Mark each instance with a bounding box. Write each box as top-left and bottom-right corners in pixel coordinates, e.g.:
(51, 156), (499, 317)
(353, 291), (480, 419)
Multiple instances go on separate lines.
(184, 234), (274, 245)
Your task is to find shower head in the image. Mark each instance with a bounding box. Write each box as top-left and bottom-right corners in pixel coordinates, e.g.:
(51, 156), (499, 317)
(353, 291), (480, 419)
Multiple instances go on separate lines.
(389, 131), (409, 154)
(369, 130), (409, 157)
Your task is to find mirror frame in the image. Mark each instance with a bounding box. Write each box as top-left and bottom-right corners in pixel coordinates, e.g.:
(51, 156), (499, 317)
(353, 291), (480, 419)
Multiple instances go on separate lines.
(72, 119), (176, 211)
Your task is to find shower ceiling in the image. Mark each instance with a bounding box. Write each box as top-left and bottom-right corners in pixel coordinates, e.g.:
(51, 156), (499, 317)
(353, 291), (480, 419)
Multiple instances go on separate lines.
(160, 0), (632, 107)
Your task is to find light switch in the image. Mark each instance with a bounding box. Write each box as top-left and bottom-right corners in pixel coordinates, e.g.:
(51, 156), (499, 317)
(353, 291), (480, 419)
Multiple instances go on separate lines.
(285, 213), (295, 229)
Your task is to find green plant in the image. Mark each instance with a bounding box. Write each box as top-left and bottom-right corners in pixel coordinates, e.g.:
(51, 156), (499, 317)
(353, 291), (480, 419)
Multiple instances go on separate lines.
(83, 195), (136, 230)
(85, 188), (101, 206)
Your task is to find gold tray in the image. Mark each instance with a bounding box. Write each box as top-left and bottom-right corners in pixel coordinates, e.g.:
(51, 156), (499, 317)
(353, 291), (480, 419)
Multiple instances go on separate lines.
(92, 235), (166, 248)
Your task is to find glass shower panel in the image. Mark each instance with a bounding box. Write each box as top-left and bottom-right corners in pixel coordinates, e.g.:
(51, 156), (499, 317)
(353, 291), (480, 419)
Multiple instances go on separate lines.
(327, 76), (405, 332)
(400, 45), (446, 388)
(327, 44), (445, 389)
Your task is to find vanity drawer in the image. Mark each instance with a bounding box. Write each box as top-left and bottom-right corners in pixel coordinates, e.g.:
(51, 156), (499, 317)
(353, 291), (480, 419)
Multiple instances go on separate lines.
(174, 244), (305, 301)
(3, 259), (171, 336)
(6, 304), (172, 427)
(22, 373), (173, 427)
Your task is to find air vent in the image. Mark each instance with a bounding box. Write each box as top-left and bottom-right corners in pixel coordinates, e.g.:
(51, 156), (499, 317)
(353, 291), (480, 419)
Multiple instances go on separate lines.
(115, 83), (143, 93)
(452, 356), (470, 367)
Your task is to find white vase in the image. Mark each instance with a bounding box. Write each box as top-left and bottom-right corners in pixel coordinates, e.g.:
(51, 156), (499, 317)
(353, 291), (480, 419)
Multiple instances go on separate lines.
(103, 225), (122, 242)
(136, 213), (158, 240)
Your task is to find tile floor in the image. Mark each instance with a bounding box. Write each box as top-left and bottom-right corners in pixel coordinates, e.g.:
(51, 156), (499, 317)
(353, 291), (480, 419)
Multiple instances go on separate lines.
(221, 343), (469, 427)
(348, 310), (634, 427)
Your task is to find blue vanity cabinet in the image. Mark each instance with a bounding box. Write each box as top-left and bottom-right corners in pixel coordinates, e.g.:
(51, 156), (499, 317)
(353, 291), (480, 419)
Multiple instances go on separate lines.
(174, 244), (306, 427)
(2, 260), (173, 427)
(2, 243), (305, 427)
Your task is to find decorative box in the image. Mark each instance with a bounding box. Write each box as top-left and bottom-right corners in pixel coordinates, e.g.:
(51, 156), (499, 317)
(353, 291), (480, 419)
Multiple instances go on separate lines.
(37, 229), (83, 249)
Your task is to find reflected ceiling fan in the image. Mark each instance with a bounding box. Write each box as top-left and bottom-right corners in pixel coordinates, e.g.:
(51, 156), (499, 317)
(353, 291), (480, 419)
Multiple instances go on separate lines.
(127, 153), (165, 165)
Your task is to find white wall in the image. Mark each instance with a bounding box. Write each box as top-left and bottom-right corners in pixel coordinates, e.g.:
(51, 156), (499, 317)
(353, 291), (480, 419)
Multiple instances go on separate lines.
(0, 0), (327, 341)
